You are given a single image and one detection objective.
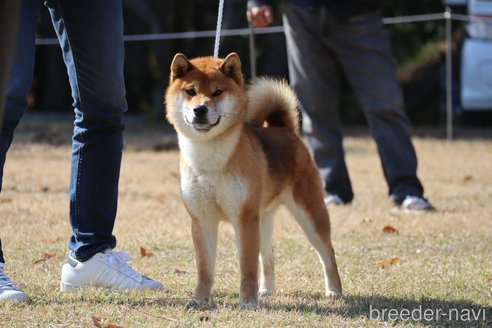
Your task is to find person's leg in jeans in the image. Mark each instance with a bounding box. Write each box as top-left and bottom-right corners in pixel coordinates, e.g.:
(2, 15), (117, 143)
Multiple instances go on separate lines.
(283, 3), (354, 203)
(0, 0), (21, 264)
(329, 10), (425, 203)
(0, 240), (4, 267)
(0, 0), (41, 262)
(44, 0), (126, 261)
(44, 0), (163, 290)
(0, 0), (39, 302)
(0, 0), (40, 193)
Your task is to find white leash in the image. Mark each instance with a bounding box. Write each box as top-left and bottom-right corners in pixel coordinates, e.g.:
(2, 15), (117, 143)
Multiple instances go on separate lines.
(213, 0), (225, 58)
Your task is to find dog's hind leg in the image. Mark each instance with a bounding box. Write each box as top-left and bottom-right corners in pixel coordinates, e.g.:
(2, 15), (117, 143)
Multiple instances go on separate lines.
(284, 189), (342, 297)
(187, 216), (219, 308)
(259, 208), (276, 296)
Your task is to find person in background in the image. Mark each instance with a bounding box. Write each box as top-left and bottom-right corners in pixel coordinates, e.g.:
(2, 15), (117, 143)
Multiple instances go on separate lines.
(0, 0), (163, 302)
(247, 0), (434, 211)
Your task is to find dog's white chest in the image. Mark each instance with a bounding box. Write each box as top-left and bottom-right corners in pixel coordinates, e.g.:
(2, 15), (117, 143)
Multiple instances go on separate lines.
(182, 172), (218, 203)
(181, 169), (248, 221)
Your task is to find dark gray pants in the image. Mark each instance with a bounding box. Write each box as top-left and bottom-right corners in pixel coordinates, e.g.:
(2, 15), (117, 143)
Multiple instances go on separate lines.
(283, 3), (424, 203)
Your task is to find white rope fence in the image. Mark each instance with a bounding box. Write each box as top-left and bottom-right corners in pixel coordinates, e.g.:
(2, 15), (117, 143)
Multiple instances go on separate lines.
(35, 12), (484, 46)
(34, 10), (492, 140)
(35, 26), (286, 45)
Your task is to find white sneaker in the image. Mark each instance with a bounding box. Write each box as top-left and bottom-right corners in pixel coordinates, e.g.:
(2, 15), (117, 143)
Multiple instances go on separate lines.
(0, 263), (29, 302)
(401, 195), (434, 211)
(60, 250), (163, 291)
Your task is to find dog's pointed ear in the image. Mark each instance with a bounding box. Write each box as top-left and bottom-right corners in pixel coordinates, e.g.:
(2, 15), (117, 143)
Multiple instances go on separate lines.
(170, 53), (193, 81)
(220, 53), (243, 85)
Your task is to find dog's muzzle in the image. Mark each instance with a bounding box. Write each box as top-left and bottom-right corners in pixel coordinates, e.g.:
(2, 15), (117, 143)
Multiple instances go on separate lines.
(189, 105), (220, 131)
(192, 105), (208, 124)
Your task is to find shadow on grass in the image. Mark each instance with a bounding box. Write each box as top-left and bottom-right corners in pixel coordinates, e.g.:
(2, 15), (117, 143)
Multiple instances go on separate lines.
(124, 291), (491, 327)
(27, 290), (490, 326)
(191, 293), (487, 327)
(164, 290), (490, 327)
(261, 293), (491, 327)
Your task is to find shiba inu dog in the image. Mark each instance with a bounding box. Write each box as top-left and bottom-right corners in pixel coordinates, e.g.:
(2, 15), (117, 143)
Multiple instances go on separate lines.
(165, 53), (342, 309)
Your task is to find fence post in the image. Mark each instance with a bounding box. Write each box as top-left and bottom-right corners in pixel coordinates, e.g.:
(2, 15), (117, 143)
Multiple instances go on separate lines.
(248, 9), (257, 80)
(445, 6), (453, 141)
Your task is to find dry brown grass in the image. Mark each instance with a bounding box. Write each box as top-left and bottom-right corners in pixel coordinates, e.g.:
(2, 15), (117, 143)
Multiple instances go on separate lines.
(0, 123), (491, 327)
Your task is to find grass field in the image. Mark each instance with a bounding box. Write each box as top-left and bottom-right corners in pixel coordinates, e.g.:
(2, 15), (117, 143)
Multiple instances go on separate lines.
(0, 123), (491, 327)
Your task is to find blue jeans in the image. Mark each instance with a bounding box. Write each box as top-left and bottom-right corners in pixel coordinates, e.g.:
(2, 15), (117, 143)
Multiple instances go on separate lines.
(283, 4), (424, 203)
(0, 0), (127, 262)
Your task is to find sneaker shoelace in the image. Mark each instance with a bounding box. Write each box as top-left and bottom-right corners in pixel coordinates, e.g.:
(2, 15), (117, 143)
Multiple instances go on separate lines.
(103, 252), (142, 280)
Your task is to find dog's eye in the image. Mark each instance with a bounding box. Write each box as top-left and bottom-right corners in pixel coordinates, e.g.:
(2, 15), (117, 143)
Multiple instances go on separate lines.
(212, 89), (223, 97)
(186, 89), (196, 97)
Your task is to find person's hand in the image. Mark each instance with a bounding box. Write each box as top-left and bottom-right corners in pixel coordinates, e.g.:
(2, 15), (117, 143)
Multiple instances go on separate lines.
(247, 5), (274, 28)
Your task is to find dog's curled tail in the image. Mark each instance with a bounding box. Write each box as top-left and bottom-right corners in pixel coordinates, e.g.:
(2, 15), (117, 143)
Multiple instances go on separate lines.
(246, 78), (300, 134)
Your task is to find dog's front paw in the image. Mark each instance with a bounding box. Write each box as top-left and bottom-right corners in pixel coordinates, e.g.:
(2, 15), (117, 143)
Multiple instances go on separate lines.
(239, 298), (258, 310)
(185, 297), (209, 309)
(258, 287), (275, 297)
(326, 289), (342, 298)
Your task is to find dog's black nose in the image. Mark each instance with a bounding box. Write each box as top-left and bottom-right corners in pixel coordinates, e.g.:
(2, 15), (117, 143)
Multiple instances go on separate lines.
(193, 105), (208, 118)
